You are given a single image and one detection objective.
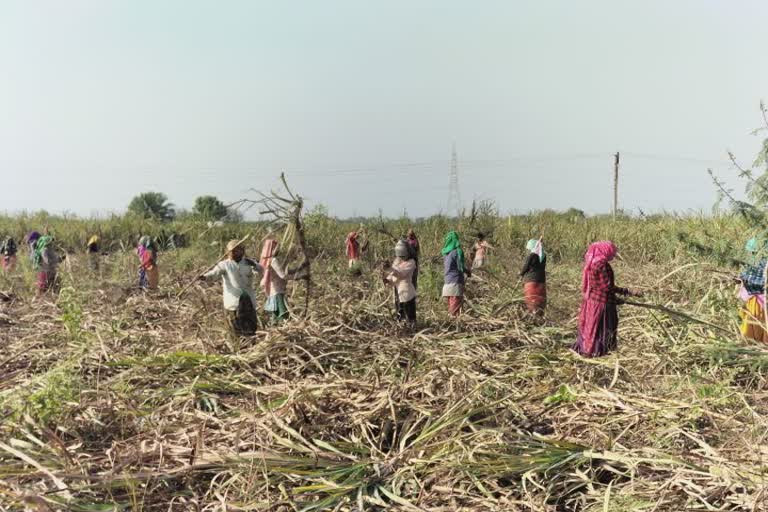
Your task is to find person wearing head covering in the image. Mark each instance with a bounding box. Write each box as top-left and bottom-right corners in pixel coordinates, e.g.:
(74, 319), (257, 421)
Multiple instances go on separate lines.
(442, 231), (471, 317)
(520, 238), (547, 315)
(406, 228), (420, 288)
(31, 234), (60, 293)
(86, 235), (100, 271)
(0, 236), (18, 273)
(137, 236), (159, 290)
(471, 233), (494, 270)
(382, 239), (418, 324)
(260, 239), (291, 325)
(738, 238), (768, 342)
(346, 231), (361, 268)
(27, 231), (41, 264)
(573, 241), (638, 357)
(201, 239), (263, 336)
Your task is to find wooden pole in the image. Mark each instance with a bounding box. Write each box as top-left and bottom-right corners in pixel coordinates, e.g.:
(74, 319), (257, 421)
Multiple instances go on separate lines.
(613, 152), (620, 219)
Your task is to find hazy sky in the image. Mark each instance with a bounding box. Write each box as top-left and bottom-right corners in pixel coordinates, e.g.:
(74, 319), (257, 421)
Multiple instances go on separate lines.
(2, 0), (767, 218)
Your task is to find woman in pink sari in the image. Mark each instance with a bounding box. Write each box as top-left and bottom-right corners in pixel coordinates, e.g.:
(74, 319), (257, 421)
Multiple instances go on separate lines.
(137, 236), (159, 290)
(573, 241), (639, 357)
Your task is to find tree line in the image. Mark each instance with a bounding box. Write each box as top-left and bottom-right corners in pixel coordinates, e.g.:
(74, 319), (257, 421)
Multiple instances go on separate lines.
(127, 192), (242, 223)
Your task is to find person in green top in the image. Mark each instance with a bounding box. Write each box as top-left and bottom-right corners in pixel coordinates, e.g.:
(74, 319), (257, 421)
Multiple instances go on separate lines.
(441, 231), (471, 316)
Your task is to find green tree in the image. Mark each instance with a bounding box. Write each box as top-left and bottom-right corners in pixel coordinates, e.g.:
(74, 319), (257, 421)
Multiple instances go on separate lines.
(193, 195), (228, 221)
(745, 137), (768, 207)
(127, 192), (175, 222)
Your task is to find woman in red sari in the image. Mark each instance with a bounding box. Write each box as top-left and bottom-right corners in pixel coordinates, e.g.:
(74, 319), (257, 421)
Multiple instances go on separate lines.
(345, 231), (361, 268)
(573, 241), (639, 357)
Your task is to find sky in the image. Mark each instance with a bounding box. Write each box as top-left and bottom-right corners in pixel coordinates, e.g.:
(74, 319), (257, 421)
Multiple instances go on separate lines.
(1, 0), (767, 219)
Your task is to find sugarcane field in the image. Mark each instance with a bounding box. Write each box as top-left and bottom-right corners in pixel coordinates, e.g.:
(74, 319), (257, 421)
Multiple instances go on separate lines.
(3, 199), (768, 511)
(5, 2), (768, 511)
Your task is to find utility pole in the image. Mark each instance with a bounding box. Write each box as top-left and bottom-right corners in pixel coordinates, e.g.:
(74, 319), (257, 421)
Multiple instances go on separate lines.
(613, 152), (620, 220)
(447, 143), (462, 217)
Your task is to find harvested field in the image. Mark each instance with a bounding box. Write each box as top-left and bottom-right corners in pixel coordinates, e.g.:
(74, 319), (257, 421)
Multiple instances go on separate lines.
(0, 225), (767, 511)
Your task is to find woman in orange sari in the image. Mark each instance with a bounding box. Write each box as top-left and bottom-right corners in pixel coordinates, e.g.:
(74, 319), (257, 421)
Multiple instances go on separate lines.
(520, 239), (546, 315)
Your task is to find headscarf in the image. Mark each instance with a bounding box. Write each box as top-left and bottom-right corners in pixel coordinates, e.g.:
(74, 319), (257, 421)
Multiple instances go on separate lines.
(32, 235), (53, 268)
(88, 235), (99, 247)
(745, 237), (768, 263)
(137, 236), (156, 265)
(442, 231), (465, 272)
(582, 241), (617, 295)
(27, 231), (41, 246)
(346, 231), (359, 259)
(226, 239), (244, 258)
(526, 239), (545, 262)
(1, 237), (16, 256)
(395, 239), (410, 259)
(406, 229), (419, 258)
(260, 239), (279, 295)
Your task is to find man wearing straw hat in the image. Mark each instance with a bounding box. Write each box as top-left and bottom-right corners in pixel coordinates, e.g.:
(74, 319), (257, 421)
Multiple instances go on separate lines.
(199, 239), (263, 336)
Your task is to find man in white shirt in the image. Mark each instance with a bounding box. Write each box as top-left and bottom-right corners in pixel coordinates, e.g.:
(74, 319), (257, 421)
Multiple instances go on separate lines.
(200, 240), (263, 336)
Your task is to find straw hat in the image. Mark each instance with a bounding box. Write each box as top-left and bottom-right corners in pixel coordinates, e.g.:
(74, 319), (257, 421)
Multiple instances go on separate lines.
(226, 239), (244, 254)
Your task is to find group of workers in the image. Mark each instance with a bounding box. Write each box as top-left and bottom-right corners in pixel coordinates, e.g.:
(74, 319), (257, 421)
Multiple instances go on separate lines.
(1, 232), (62, 293)
(4, 227), (768, 359)
(369, 230), (642, 359)
(356, 229), (547, 321)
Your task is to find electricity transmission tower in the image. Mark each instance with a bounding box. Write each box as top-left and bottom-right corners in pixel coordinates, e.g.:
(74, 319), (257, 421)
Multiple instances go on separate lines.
(447, 143), (462, 217)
